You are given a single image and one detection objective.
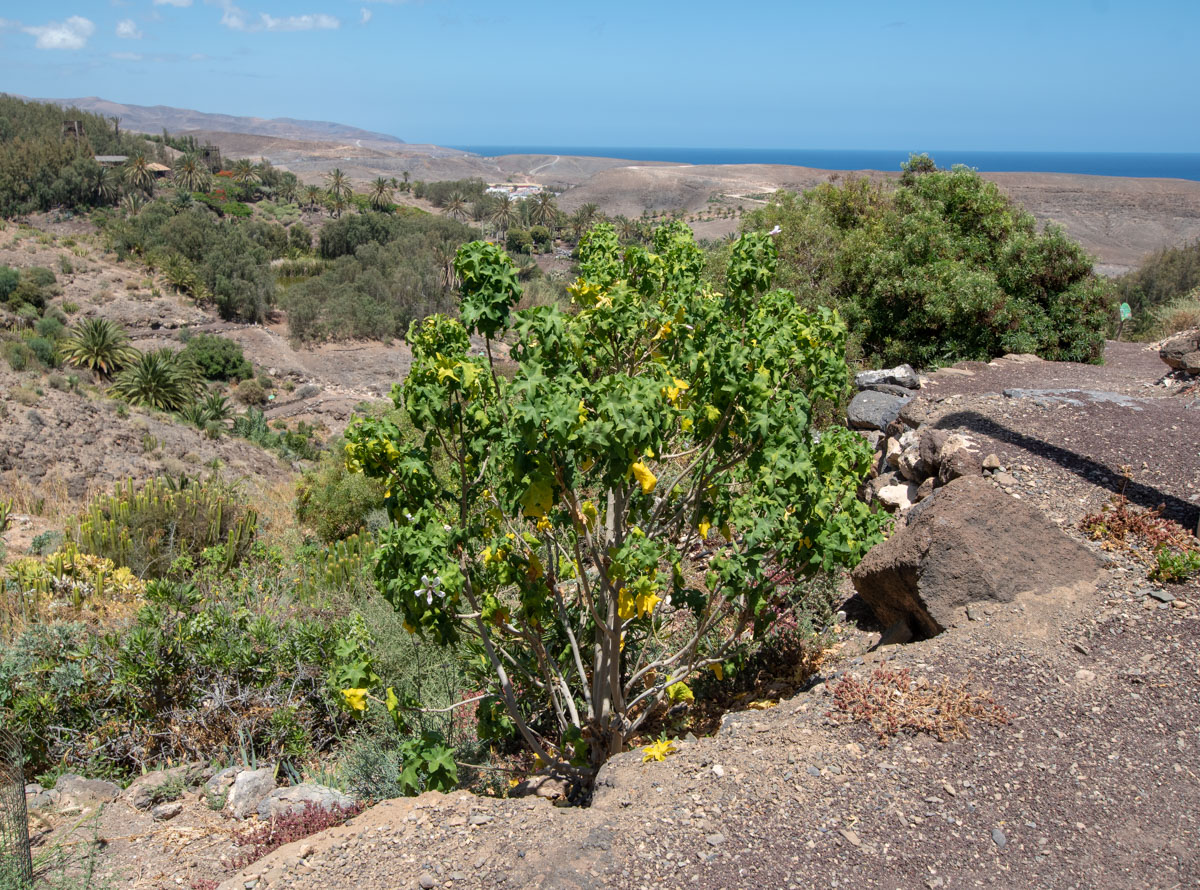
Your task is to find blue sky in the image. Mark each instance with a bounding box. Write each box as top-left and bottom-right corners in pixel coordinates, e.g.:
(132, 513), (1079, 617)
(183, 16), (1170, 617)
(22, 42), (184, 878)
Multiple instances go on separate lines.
(0, 0), (1196, 151)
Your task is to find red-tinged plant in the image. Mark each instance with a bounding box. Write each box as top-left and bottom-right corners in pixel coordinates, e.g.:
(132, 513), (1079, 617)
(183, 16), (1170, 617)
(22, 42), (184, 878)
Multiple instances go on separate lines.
(232, 801), (362, 868)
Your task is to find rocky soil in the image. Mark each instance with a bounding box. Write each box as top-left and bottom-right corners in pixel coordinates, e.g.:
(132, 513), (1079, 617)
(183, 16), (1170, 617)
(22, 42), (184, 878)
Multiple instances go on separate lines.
(20, 340), (1198, 890)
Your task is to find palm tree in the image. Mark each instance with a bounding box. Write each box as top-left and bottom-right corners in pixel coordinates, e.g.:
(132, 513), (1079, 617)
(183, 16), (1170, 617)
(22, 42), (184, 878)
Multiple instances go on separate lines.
(123, 154), (154, 195)
(122, 192), (146, 215)
(59, 318), (139, 381)
(432, 240), (458, 291)
(327, 191), (349, 219)
(444, 192), (469, 221)
(325, 168), (351, 203)
(110, 349), (202, 412)
(368, 177), (394, 211)
(576, 203), (600, 228)
(278, 173), (299, 204)
(303, 185), (324, 211)
(400, 170), (411, 192)
(231, 159), (259, 186)
(615, 216), (640, 244)
(172, 154), (211, 193)
(529, 191), (558, 230)
(93, 167), (119, 205)
(489, 196), (518, 238)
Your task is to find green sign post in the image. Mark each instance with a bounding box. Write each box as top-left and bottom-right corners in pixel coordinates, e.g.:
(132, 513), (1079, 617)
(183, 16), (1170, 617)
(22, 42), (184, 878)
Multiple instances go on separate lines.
(1116, 302), (1132, 340)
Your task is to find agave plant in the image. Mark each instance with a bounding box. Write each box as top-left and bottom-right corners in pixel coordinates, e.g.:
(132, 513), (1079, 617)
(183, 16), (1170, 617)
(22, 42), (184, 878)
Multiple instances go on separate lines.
(110, 349), (202, 412)
(177, 401), (210, 428)
(59, 318), (139, 381)
(161, 252), (207, 300)
(201, 391), (232, 423)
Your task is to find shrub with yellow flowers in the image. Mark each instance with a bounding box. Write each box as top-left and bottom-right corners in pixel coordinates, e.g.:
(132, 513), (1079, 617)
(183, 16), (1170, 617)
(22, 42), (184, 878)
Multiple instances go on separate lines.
(344, 222), (885, 780)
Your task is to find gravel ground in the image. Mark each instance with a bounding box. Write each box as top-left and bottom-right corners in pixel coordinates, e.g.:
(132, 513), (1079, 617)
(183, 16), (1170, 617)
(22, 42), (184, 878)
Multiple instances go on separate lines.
(206, 342), (1200, 890)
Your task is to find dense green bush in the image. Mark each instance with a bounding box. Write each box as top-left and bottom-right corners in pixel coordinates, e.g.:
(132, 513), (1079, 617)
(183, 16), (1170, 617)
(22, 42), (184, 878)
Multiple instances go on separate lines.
(2, 266), (60, 312)
(0, 96), (158, 217)
(285, 214), (474, 343)
(296, 451), (387, 542)
(0, 558), (360, 779)
(740, 161), (1114, 366)
(318, 211), (405, 260)
(110, 348), (202, 411)
(505, 227), (533, 255)
(0, 266), (19, 302)
(180, 332), (253, 381)
(102, 203), (276, 322)
(1114, 238), (1200, 335)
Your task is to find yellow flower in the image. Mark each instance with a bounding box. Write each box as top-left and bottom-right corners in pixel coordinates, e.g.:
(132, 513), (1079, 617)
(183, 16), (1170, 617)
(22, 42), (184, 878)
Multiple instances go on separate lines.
(642, 739), (678, 763)
(662, 377), (690, 405)
(618, 587), (635, 622)
(698, 519), (712, 539)
(580, 500), (598, 529)
(341, 688), (368, 712)
(631, 461), (657, 495)
(635, 589), (661, 618)
(577, 399), (588, 424)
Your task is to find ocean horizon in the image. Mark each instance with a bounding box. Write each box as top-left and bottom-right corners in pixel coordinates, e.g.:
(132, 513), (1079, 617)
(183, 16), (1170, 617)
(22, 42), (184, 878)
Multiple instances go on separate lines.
(452, 147), (1200, 182)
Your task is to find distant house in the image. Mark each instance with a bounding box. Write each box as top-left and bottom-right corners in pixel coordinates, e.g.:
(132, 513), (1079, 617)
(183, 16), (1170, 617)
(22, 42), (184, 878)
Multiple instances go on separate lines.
(146, 162), (171, 178)
(94, 155), (128, 167)
(486, 182), (544, 200)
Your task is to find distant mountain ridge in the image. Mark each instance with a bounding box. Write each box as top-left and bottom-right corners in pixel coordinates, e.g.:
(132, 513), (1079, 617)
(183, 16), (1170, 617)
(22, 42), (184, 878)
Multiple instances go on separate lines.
(23, 95), (405, 147)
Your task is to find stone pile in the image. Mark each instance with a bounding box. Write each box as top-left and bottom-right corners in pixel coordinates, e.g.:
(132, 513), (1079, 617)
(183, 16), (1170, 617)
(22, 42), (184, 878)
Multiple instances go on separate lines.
(846, 363), (1004, 513)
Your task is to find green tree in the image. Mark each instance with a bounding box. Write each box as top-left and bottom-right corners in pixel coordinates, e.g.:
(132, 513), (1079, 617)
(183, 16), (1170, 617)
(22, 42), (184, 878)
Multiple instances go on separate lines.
(741, 164), (1112, 366)
(344, 223), (883, 776)
(59, 318), (139, 381)
(443, 192), (469, 222)
(231, 158), (259, 187)
(326, 168), (352, 203)
(529, 192), (558, 230)
(303, 184), (324, 211)
(123, 154), (155, 196)
(488, 197), (518, 238)
(369, 177), (394, 211)
(110, 348), (202, 411)
(172, 154), (211, 193)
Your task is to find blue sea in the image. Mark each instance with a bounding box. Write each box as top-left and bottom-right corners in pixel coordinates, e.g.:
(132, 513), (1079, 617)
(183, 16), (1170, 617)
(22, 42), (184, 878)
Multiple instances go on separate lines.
(453, 147), (1200, 182)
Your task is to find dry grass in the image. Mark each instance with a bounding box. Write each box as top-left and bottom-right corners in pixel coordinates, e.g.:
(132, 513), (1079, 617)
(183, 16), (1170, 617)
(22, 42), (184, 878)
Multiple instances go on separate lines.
(829, 664), (1009, 746)
(0, 470), (84, 523)
(1150, 289), (1200, 339)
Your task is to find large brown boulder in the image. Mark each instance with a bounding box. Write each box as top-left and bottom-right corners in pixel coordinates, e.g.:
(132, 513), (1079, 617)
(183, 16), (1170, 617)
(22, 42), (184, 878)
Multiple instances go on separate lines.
(1160, 329), (1200, 374)
(851, 475), (1104, 637)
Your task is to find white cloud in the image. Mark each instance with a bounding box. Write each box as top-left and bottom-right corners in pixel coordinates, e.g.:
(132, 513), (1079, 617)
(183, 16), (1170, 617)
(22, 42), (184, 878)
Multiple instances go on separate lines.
(211, 2), (339, 32)
(260, 12), (339, 31)
(153, 0), (193, 7)
(360, 7), (372, 24)
(116, 18), (143, 39)
(24, 16), (95, 50)
(111, 51), (144, 60)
